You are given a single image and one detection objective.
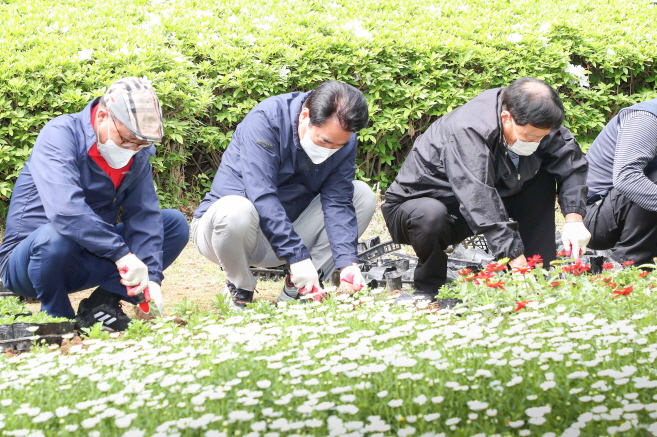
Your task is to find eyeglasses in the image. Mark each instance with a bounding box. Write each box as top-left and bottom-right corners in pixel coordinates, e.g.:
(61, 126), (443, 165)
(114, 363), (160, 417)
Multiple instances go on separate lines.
(109, 114), (154, 149)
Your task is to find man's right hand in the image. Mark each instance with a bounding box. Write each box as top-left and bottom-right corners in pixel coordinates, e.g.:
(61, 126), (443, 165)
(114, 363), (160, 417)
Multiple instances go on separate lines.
(290, 258), (321, 295)
(115, 253), (149, 295)
(508, 254), (528, 269)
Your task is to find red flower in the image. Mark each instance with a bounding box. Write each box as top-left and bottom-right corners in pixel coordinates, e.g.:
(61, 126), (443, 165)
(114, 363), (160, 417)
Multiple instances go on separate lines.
(556, 250), (570, 258)
(549, 281), (561, 287)
(602, 263), (614, 270)
(561, 262), (591, 275)
(613, 286), (633, 297)
(486, 280), (506, 289)
(477, 271), (495, 281)
(458, 268), (473, 276)
(639, 271), (650, 278)
(513, 266), (532, 275)
(606, 282), (617, 288)
(515, 300), (534, 311)
(461, 274), (476, 283)
(601, 277), (612, 283)
(486, 262), (507, 273)
(527, 255), (543, 269)
(622, 260), (635, 266)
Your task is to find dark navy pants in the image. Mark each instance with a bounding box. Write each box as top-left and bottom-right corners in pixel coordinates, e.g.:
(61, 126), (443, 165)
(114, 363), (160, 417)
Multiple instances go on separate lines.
(3, 209), (189, 319)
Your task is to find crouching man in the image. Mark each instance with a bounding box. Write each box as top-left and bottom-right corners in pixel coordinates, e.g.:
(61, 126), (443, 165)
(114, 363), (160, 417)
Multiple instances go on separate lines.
(382, 77), (591, 302)
(192, 81), (376, 309)
(585, 97), (657, 265)
(0, 77), (189, 330)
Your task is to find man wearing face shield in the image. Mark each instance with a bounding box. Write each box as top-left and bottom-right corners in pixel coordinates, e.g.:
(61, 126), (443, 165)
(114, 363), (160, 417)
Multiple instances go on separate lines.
(0, 77), (189, 330)
(192, 81), (376, 309)
(382, 77), (591, 302)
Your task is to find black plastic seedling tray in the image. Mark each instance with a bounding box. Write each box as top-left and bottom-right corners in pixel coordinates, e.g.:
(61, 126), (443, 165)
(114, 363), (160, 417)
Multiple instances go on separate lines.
(0, 321), (76, 352)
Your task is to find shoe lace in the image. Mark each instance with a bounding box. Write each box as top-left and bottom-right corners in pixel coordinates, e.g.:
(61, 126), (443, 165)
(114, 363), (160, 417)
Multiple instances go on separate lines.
(115, 300), (128, 318)
(226, 279), (238, 296)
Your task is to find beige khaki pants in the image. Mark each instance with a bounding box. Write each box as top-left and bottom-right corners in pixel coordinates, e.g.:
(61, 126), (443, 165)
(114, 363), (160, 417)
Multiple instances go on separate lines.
(191, 181), (376, 291)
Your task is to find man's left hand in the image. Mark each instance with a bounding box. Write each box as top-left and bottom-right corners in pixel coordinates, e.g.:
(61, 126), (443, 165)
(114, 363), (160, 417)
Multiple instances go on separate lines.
(340, 264), (366, 291)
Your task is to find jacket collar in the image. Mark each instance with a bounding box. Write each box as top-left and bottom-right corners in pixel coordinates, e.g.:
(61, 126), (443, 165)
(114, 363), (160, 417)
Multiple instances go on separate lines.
(496, 89), (506, 147)
(290, 90), (313, 149)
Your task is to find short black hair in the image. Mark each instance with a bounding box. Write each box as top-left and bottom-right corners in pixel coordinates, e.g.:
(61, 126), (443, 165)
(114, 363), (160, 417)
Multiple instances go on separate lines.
(303, 81), (369, 132)
(501, 77), (565, 129)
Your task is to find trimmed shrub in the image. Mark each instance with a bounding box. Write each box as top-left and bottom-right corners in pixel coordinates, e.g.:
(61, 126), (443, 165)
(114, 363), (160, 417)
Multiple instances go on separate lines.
(0, 0), (656, 215)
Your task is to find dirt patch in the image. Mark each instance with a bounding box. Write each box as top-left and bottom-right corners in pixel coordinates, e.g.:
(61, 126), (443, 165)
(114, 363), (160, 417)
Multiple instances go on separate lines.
(59, 335), (84, 355)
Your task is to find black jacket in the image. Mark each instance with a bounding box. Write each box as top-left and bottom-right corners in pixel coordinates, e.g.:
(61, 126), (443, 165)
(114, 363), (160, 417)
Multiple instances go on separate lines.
(384, 88), (588, 259)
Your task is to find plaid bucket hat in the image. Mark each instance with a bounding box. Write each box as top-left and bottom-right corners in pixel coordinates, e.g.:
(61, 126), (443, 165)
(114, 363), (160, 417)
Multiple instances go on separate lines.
(103, 77), (164, 142)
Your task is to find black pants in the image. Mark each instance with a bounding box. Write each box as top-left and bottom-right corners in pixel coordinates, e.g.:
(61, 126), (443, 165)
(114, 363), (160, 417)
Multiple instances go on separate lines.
(382, 170), (557, 294)
(585, 172), (657, 265)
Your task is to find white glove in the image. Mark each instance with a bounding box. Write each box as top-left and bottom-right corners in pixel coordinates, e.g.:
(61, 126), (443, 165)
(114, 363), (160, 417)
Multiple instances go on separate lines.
(290, 259), (321, 294)
(561, 221), (591, 261)
(340, 265), (366, 291)
(146, 281), (164, 315)
(116, 253), (149, 295)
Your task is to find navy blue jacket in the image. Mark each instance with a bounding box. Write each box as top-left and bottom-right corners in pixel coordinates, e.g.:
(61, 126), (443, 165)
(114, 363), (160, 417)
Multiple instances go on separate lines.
(195, 91), (360, 269)
(0, 98), (164, 282)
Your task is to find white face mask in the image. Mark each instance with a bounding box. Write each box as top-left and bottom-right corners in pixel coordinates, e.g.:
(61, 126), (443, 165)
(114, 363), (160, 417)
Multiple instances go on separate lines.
(97, 115), (139, 169)
(508, 121), (541, 156)
(300, 121), (339, 165)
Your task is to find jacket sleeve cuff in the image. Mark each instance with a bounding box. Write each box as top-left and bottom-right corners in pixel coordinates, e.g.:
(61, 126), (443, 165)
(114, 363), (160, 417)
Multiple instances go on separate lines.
(505, 244), (525, 261)
(489, 236), (524, 261)
(108, 246), (131, 263)
(149, 273), (163, 284)
(286, 248), (312, 265)
(561, 206), (586, 218)
(335, 256), (359, 270)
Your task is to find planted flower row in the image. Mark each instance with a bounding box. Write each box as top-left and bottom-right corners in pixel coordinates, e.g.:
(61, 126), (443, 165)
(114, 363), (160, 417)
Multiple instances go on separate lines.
(1, 258), (656, 437)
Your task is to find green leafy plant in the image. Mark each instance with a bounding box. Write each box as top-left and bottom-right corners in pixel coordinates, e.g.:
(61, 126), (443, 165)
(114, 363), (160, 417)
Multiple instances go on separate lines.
(80, 322), (111, 340)
(210, 293), (233, 317)
(13, 313), (70, 324)
(171, 297), (200, 317)
(0, 296), (29, 317)
(122, 319), (153, 340)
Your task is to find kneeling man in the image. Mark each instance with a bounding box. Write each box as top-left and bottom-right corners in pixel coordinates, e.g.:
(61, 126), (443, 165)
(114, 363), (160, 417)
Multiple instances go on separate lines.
(0, 77), (189, 330)
(382, 77), (590, 301)
(193, 81), (376, 308)
(585, 97), (657, 265)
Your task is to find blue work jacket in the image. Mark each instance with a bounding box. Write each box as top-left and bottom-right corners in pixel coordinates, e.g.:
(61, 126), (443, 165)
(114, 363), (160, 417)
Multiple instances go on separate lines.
(0, 98), (164, 282)
(195, 91), (360, 269)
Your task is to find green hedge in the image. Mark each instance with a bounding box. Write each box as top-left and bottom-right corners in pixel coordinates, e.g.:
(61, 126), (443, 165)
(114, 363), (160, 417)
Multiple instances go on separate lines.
(1, 0), (656, 215)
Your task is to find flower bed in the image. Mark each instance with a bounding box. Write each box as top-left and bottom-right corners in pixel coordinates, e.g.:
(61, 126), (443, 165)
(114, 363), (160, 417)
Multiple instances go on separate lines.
(1, 260), (656, 436)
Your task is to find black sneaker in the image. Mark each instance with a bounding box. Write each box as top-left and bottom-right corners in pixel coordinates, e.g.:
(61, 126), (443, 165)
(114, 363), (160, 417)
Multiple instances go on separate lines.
(278, 270), (327, 302)
(278, 273), (301, 302)
(75, 293), (131, 332)
(224, 280), (254, 310)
